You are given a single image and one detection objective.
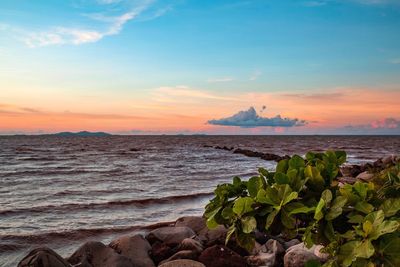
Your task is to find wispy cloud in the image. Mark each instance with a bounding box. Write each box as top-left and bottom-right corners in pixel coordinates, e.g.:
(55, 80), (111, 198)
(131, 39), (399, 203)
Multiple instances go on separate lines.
(208, 107), (306, 128)
(249, 70), (262, 81)
(207, 77), (235, 83)
(152, 86), (237, 102)
(303, 1), (329, 7)
(389, 58), (400, 64)
(2, 0), (172, 47)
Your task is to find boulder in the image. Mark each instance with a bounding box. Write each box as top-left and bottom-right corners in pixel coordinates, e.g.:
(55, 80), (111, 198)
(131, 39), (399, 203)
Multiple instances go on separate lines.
(160, 250), (199, 265)
(146, 227), (195, 246)
(198, 225), (227, 246)
(109, 234), (155, 267)
(68, 241), (132, 267)
(356, 171), (374, 181)
(150, 241), (177, 264)
(175, 216), (206, 234)
(283, 239), (301, 250)
(178, 238), (204, 253)
(198, 245), (247, 267)
(158, 259), (206, 267)
(18, 247), (70, 267)
(284, 243), (321, 267)
(246, 239), (285, 267)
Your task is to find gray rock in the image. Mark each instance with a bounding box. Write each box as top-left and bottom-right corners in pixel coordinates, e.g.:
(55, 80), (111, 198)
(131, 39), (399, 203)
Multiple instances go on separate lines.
(284, 243), (321, 267)
(247, 239), (284, 267)
(175, 217), (206, 234)
(159, 250), (199, 265)
(356, 171), (374, 181)
(18, 247), (70, 267)
(178, 238), (203, 253)
(198, 225), (227, 245)
(146, 227), (196, 246)
(283, 239), (301, 250)
(68, 241), (132, 267)
(109, 234), (155, 267)
(158, 259), (205, 267)
(198, 245), (247, 267)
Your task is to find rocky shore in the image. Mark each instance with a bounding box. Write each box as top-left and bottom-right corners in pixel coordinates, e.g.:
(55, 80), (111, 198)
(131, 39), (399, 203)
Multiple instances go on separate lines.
(17, 155), (399, 267)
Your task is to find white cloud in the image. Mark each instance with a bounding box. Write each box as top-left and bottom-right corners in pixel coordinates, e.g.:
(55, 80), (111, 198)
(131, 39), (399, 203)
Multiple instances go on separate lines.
(389, 58), (400, 64)
(4, 0), (171, 47)
(207, 77), (235, 83)
(249, 70), (262, 81)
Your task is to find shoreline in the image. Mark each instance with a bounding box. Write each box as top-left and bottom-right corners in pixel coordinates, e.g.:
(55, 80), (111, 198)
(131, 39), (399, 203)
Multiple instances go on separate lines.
(13, 154), (399, 267)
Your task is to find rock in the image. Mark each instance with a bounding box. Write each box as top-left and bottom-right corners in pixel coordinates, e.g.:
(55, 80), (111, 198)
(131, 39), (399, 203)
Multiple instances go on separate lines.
(198, 225), (227, 245)
(18, 247), (70, 267)
(338, 176), (357, 184)
(356, 171), (374, 181)
(284, 243), (321, 267)
(382, 155), (397, 165)
(160, 250), (199, 265)
(109, 234), (155, 267)
(146, 227), (195, 246)
(247, 239), (284, 267)
(283, 239), (301, 250)
(150, 242), (178, 264)
(68, 241), (132, 267)
(198, 245), (247, 267)
(178, 238), (204, 253)
(158, 259), (206, 267)
(313, 245), (329, 262)
(175, 216), (206, 235)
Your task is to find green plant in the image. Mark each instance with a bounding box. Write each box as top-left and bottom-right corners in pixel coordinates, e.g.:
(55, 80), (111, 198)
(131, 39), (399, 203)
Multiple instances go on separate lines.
(204, 150), (400, 266)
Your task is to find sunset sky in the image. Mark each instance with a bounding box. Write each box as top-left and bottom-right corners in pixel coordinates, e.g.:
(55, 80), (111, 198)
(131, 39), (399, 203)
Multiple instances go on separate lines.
(0, 0), (399, 134)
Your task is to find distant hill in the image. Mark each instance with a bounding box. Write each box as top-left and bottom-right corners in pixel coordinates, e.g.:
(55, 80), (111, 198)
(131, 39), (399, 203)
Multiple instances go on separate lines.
(51, 131), (112, 137)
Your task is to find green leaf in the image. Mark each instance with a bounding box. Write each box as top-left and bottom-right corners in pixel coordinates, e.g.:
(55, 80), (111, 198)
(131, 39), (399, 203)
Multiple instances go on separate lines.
(281, 208), (296, 229)
(325, 196), (347, 220)
(353, 240), (375, 259)
(265, 209), (279, 230)
(274, 172), (290, 185)
(335, 151), (347, 165)
(221, 207), (234, 220)
(206, 217), (219, 229)
(276, 159), (289, 173)
(368, 220), (399, 240)
(348, 214), (364, 224)
(233, 197), (254, 216)
(225, 225), (236, 245)
(379, 234), (400, 267)
(289, 155), (305, 169)
(305, 165), (325, 190)
(379, 198), (400, 217)
(321, 189), (333, 206)
(233, 176), (241, 187)
(354, 201), (374, 214)
(241, 216), (257, 234)
(286, 202), (315, 215)
(235, 231), (255, 252)
(283, 191), (298, 206)
(314, 198), (325, 221)
(247, 176), (262, 198)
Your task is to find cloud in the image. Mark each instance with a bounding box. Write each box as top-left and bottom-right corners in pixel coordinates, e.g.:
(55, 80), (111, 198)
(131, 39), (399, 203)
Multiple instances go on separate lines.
(207, 77), (235, 83)
(343, 118), (400, 134)
(3, 0), (172, 47)
(152, 86), (236, 102)
(249, 70), (262, 81)
(389, 58), (400, 64)
(208, 107), (306, 128)
(303, 1), (329, 7)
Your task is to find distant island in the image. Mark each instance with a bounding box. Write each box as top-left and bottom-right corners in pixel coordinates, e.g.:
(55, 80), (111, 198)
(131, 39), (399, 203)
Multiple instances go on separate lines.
(50, 131), (112, 137)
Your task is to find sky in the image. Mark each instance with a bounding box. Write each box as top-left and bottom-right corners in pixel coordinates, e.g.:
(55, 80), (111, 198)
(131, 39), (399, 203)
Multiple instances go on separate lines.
(0, 0), (400, 135)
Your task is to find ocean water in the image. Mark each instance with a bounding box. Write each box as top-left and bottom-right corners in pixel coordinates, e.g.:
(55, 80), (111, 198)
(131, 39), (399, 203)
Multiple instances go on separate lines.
(0, 135), (399, 266)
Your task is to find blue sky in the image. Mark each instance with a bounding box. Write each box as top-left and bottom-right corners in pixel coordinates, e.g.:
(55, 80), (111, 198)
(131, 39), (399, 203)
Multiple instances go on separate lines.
(0, 0), (400, 134)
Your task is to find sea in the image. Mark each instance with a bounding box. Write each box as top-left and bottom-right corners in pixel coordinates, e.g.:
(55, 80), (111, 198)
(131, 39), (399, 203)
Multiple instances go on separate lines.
(0, 135), (399, 266)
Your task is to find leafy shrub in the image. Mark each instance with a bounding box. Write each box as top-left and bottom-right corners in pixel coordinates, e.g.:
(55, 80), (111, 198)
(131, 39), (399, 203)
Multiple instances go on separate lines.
(204, 150), (400, 266)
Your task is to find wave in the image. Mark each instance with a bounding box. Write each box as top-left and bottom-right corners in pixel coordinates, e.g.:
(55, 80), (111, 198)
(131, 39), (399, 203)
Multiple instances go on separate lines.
(0, 192), (213, 216)
(0, 221), (174, 252)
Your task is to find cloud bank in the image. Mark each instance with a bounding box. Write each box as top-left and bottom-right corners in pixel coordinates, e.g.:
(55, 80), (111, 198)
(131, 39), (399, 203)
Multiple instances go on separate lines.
(208, 107), (306, 128)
